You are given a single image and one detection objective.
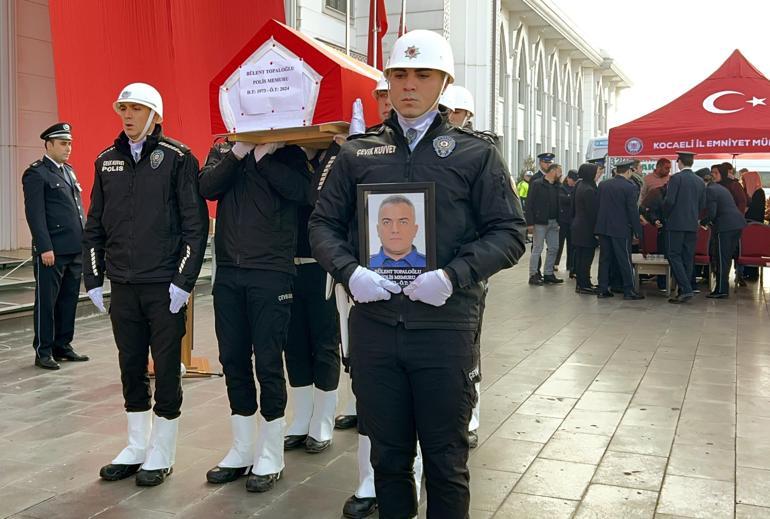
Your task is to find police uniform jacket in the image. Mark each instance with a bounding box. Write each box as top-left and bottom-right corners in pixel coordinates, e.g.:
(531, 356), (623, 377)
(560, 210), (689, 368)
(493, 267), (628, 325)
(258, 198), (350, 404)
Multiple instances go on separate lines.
(82, 126), (208, 292)
(525, 177), (560, 225)
(308, 112), (526, 331)
(594, 175), (642, 238)
(704, 182), (747, 233)
(570, 179), (598, 248)
(22, 157), (85, 255)
(662, 169), (706, 232)
(199, 143), (310, 273)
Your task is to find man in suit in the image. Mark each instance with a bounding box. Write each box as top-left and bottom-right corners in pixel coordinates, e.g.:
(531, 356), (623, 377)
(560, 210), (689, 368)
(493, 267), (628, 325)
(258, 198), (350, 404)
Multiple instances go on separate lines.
(698, 167), (746, 299)
(663, 151), (706, 304)
(22, 123), (89, 370)
(594, 159), (644, 300)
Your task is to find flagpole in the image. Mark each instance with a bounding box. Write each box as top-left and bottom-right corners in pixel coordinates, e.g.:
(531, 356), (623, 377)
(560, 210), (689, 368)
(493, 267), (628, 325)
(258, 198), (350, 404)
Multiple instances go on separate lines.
(345, 0), (350, 55)
(401, 0), (406, 34)
(373, 2), (378, 69)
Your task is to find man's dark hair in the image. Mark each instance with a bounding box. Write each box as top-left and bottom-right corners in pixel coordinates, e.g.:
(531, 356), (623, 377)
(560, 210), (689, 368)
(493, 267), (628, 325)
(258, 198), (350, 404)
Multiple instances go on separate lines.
(678, 155), (694, 167)
(546, 163), (561, 174)
(717, 162), (731, 183)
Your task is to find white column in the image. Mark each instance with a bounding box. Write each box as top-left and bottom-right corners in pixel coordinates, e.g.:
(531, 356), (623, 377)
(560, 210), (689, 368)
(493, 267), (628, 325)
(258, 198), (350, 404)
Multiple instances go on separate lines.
(0, 0), (17, 250)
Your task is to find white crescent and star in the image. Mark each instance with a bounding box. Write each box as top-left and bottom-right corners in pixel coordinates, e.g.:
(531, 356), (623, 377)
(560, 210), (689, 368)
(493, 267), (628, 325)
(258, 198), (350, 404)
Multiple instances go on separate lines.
(703, 90), (767, 114)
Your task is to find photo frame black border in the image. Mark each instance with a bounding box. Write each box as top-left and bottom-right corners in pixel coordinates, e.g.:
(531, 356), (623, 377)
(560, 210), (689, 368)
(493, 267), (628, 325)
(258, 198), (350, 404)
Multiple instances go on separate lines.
(356, 182), (437, 271)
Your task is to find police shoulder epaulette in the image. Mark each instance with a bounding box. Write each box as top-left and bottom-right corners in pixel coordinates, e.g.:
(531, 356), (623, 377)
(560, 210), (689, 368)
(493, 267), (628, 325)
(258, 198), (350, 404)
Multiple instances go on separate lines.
(29, 160), (42, 168)
(456, 126), (499, 145)
(159, 140), (187, 157)
(96, 146), (115, 159)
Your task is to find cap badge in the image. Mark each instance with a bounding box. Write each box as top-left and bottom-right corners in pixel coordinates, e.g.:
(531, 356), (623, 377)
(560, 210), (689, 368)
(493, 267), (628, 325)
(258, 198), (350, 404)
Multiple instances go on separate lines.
(120, 90), (131, 99)
(433, 135), (456, 158)
(404, 46), (421, 59)
(150, 149), (164, 170)
(62, 123), (70, 131)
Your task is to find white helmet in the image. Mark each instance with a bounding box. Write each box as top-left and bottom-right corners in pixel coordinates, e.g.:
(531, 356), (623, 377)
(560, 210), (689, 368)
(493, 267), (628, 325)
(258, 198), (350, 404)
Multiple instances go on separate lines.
(114, 83), (164, 121)
(439, 84), (457, 110)
(451, 85), (474, 115)
(374, 75), (389, 92)
(384, 30), (455, 83)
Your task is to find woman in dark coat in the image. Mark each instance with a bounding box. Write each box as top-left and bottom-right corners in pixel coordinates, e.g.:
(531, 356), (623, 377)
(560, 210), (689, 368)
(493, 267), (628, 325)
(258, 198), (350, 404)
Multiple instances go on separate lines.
(571, 163), (601, 294)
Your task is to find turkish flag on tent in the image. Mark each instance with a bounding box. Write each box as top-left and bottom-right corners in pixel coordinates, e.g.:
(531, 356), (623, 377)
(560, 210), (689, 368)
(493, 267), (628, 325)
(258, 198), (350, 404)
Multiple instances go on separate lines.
(608, 50), (770, 157)
(367, 0), (388, 69)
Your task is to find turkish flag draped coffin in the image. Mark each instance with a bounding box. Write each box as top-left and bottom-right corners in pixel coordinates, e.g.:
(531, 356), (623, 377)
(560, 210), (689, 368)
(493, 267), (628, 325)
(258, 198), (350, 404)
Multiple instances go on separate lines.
(608, 50), (770, 157)
(48, 0), (286, 215)
(210, 19), (381, 145)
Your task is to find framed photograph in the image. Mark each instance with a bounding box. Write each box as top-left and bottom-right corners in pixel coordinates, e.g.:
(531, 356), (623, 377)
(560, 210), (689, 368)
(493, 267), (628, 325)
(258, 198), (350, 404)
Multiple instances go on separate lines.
(357, 182), (436, 287)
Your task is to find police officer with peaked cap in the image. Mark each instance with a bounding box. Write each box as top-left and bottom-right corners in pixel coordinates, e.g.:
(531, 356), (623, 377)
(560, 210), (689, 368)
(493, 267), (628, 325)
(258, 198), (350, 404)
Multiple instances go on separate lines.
(22, 123), (89, 370)
(309, 29), (526, 518)
(83, 83), (209, 486)
(594, 159), (645, 300)
(663, 151), (706, 304)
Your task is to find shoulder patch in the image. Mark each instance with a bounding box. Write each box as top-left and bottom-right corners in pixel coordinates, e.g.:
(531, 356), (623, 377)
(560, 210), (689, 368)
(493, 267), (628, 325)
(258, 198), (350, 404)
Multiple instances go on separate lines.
(96, 146), (115, 159)
(456, 126), (499, 145)
(161, 137), (190, 153)
(29, 160), (42, 168)
(159, 141), (186, 157)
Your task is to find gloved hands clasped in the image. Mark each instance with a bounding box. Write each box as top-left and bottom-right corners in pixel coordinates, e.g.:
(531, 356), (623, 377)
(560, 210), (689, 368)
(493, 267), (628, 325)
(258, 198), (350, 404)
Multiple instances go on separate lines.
(87, 287), (106, 313)
(169, 283), (191, 314)
(403, 269), (453, 307)
(348, 266), (401, 303)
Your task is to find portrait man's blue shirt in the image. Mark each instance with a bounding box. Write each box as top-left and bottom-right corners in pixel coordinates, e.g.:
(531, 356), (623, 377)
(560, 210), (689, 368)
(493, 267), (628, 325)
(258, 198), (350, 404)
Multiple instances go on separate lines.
(370, 246), (427, 268)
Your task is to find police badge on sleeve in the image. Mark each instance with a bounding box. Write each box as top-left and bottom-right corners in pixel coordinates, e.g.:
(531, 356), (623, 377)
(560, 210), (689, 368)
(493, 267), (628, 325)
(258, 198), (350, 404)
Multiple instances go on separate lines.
(433, 136), (456, 158)
(150, 149), (164, 170)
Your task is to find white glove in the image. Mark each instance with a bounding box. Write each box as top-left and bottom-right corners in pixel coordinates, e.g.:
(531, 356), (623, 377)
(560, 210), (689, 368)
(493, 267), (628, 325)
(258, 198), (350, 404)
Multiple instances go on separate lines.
(87, 287), (106, 313)
(169, 283), (191, 314)
(231, 141), (256, 159)
(349, 98), (365, 135)
(253, 142), (285, 163)
(348, 266), (401, 303)
(403, 270), (453, 307)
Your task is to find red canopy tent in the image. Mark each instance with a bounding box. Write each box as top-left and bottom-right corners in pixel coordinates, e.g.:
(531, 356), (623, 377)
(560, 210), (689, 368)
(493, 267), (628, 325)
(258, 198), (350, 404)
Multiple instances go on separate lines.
(608, 50), (770, 158)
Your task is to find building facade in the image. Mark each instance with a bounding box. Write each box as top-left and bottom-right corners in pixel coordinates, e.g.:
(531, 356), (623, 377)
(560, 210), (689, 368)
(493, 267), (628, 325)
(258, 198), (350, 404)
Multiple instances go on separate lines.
(0, 0), (627, 251)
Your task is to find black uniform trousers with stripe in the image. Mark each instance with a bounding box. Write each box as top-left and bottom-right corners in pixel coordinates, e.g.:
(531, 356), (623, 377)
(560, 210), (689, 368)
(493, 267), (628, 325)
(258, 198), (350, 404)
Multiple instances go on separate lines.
(713, 229), (742, 296)
(598, 235), (635, 296)
(32, 253), (81, 359)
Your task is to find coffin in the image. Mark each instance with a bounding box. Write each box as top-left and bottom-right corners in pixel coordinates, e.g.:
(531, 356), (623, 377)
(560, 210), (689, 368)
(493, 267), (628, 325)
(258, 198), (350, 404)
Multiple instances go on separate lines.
(210, 19), (380, 146)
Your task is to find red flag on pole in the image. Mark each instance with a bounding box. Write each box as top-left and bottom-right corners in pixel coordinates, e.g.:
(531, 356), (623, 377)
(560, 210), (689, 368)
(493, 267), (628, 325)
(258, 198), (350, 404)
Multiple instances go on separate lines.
(367, 0), (388, 69)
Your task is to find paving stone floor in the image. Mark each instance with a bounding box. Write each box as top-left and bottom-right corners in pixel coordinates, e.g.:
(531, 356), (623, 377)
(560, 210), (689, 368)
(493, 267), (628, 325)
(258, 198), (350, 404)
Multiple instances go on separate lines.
(1, 254), (769, 518)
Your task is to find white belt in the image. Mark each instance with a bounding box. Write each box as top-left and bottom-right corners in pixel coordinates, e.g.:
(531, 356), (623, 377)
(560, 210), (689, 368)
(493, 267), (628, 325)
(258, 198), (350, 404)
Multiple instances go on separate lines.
(294, 257), (317, 265)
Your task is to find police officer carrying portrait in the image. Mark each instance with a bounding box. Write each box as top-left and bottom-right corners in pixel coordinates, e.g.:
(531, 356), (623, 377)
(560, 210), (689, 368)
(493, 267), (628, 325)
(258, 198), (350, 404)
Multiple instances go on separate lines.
(309, 30), (526, 519)
(594, 159), (645, 300)
(663, 151), (706, 304)
(84, 83), (208, 486)
(199, 134), (310, 492)
(22, 123), (89, 370)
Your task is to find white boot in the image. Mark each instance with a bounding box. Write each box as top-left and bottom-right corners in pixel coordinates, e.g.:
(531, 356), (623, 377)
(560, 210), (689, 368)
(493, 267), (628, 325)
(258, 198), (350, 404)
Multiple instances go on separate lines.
(112, 410), (152, 465)
(469, 382), (481, 431)
(219, 414), (257, 468)
(286, 385), (314, 437)
(252, 416), (286, 476)
(309, 388), (337, 442)
(141, 415), (179, 470)
(414, 442), (424, 502)
(355, 434), (375, 498)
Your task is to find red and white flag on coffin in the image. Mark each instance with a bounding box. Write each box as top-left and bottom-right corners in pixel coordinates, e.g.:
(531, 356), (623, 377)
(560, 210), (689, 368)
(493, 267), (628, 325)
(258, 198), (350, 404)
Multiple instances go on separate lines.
(367, 0), (388, 69)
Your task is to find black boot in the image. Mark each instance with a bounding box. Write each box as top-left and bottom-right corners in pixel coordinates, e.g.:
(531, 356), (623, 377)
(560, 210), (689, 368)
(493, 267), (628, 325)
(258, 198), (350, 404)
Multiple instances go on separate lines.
(342, 495), (378, 518)
(543, 275), (564, 284)
(283, 434), (308, 450)
(304, 436), (331, 454)
(135, 467), (173, 486)
(334, 415), (358, 430)
(206, 465), (250, 484)
(528, 274), (544, 286)
(99, 463), (141, 481)
(246, 470), (282, 492)
(34, 356), (60, 370)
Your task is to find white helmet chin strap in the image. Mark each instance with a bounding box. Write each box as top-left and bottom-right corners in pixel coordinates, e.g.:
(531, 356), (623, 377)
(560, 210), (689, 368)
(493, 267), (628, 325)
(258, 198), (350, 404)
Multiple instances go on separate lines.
(130, 109), (156, 143)
(390, 74), (449, 122)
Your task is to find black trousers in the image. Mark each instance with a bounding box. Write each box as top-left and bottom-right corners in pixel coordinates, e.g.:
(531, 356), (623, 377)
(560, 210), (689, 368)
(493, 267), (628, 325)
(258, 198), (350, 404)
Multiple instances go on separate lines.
(32, 253), (82, 359)
(284, 263), (340, 391)
(109, 282), (186, 419)
(714, 229), (742, 295)
(573, 246), (596, 289)
(556, 223), (574, 272)
(213, 267), (292, 419)
(666, 231), (696, 296)
(598, 235), (634, 295)
(350, 309), (478, 519)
